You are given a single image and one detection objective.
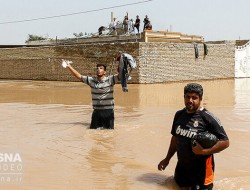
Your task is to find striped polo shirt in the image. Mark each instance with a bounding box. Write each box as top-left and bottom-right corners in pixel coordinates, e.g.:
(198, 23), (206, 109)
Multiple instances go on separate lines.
(81, 75), (119, 110)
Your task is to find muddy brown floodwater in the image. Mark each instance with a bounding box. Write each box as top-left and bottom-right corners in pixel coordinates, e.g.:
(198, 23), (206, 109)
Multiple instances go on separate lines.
(0, 78), (249, 190)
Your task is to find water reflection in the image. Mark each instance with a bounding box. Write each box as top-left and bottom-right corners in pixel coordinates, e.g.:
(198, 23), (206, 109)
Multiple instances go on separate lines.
(234, 78), (250, 112)
(0, 79), (241, 109)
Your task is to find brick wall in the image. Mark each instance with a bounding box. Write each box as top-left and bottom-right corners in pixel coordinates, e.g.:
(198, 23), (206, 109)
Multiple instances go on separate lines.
(138, 42), (235, 83)
(0, 41), (235, 83)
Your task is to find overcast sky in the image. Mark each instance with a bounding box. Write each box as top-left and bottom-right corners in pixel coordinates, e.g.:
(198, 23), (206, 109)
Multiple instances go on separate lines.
(1, 0), (250, 44)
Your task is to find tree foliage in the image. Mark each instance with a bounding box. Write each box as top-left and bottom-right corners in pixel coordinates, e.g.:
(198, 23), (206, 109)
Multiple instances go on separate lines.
(25, 34), (47, 43)
(73, 32), (83, 38)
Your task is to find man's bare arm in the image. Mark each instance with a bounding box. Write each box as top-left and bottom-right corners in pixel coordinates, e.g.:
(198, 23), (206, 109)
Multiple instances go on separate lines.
(67, 64), (82, 81)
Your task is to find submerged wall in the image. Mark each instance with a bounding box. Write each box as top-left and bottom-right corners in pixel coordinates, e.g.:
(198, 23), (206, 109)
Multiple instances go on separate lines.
(0, 41), (235, 83)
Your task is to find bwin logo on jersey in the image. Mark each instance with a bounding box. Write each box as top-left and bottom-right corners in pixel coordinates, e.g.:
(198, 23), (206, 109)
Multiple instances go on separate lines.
(193, 120), (199, 127)
(176, 126), (197, 138)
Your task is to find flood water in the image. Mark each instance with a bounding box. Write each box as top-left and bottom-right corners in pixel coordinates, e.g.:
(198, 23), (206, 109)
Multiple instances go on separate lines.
(0, 78), (249, 190)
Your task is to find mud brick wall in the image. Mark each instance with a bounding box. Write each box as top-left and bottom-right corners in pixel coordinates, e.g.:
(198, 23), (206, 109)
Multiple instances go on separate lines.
(138, 42), (235, 83)
(0, 43), (139, 82)
(0, 41), (235, 83)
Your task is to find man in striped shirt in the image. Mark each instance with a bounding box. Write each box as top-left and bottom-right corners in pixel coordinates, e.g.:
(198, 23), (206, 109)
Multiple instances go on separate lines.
(65, 61), (119, 129)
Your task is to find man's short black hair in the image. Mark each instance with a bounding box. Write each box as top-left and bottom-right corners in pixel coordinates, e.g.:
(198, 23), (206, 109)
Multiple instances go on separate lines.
(184, 83), (203, 98)
(96, 63), (106, 71)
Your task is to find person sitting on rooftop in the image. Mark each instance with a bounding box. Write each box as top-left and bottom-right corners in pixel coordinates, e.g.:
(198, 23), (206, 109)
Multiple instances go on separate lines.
(145, 21), (152, 30)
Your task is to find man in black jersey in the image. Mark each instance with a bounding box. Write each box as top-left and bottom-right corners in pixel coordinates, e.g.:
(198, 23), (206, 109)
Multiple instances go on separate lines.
(158, 83), (229, 190)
